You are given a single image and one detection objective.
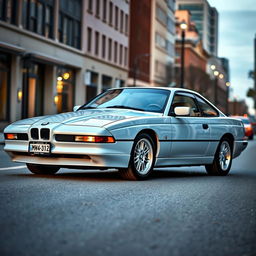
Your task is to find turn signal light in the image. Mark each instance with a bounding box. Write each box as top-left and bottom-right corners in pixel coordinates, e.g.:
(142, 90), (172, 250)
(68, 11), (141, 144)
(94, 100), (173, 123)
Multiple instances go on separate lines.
(74, 135), (115, 143)
(5, 133), (18, 140)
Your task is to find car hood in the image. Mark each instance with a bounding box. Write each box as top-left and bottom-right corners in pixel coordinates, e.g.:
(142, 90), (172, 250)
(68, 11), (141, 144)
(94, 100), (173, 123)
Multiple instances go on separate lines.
(11, 109), (161, 127)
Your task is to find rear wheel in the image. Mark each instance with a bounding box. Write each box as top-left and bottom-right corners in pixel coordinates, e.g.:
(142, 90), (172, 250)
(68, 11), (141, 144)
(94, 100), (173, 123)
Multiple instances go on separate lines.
(205, 138), (232, 176)
(118, 133), (155, 180)
(26, 163), (60, 175)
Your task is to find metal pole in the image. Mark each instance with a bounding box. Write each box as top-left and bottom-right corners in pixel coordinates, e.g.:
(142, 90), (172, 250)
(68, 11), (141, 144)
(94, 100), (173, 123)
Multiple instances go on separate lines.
(180, 30), (185, 88)
(214, 77), (218, 106)
(133, 58), (137, 87)
(254, 34), (256, 109)
(226, 86), (229, 115)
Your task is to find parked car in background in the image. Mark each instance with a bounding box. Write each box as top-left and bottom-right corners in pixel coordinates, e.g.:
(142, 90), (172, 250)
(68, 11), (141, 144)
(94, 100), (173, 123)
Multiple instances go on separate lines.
(4, 88), (248, 180)
(231, 116), (254, 140)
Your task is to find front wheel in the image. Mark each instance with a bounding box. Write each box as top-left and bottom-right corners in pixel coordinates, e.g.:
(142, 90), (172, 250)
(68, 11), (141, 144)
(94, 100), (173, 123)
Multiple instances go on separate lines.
(26, 163), (60, 175)
(118, 133), (156, 180)
(205, 139), (232, 176)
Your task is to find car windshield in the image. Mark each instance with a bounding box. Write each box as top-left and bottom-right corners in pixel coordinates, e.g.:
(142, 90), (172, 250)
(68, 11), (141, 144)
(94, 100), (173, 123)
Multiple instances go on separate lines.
(80, 88), (170, 113)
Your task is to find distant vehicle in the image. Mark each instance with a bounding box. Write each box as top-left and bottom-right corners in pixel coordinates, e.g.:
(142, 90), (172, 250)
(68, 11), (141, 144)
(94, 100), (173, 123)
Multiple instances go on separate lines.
(231, 116), (254, 140)
(4, 88), (247, 180)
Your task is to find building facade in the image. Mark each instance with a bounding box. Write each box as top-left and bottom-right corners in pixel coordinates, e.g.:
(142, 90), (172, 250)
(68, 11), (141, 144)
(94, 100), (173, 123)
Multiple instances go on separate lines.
(177, 0), (218, 56)
(128, 0), (176, 87)
(0, 0), (129, 130)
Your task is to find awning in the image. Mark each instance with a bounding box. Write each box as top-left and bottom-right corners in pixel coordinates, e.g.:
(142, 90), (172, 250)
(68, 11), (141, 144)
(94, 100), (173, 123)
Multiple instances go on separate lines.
(0, 41), (26, 55)
(23, 52), (81, 69)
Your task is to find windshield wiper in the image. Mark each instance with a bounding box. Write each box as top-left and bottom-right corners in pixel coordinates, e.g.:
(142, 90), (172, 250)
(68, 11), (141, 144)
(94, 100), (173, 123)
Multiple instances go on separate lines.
(106, 105), (145, 111)
(79, 106), (97, 110)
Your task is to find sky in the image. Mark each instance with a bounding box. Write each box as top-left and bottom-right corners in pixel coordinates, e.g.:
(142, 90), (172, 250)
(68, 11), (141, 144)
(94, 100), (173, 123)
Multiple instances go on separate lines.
(208, 0), (256, 115)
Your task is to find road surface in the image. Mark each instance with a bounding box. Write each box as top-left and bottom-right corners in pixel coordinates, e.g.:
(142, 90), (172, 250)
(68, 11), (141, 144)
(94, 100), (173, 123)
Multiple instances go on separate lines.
(0, 141), (255, 256)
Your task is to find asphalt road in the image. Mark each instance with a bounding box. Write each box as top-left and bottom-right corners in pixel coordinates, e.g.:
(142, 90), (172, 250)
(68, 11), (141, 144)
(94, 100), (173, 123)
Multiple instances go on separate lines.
(0, 141), (256, 256)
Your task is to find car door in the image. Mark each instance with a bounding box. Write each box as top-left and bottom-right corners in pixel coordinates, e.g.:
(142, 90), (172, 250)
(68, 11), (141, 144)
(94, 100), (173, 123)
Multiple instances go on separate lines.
(169, 92), (210, 158)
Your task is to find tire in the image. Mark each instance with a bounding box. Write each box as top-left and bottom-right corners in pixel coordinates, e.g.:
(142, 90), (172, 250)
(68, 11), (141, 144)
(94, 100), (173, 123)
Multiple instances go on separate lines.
(26, 163), (60, 175)
(205, 138), (233, 176)
(249, 134), (254, 140)
(118, 133), (156, 180)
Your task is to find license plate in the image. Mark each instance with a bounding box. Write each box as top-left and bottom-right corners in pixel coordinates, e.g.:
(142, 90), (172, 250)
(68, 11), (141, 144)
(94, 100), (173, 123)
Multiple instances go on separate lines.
(29, 142), (51, 154)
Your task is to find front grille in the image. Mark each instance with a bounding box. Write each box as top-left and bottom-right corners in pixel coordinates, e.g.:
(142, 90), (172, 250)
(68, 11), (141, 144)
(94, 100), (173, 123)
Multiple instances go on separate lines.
(31, 128), (39, 140)
(40, 128), (50, 140)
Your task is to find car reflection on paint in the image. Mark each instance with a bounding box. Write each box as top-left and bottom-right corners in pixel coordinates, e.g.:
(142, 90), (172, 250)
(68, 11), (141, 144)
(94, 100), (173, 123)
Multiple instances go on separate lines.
(4, 87), (247, 180)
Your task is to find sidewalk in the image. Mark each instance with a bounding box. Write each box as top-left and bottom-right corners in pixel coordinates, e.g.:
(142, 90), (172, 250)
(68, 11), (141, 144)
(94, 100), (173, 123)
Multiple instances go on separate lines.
(0, 133), (4, 144)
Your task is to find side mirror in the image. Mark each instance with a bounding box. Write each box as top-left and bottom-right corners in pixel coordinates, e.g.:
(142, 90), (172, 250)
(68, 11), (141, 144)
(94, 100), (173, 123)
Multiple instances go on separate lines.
(73, 105), (81, 112)
(174, 106), (190, 116)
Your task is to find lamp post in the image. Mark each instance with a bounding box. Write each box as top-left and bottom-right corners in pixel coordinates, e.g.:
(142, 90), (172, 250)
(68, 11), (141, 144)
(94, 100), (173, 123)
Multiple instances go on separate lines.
(226, 82), (231, 115)
(133, 53), (150, 86)
(213, 70), (219, 105)
(180, 21), (187, 88)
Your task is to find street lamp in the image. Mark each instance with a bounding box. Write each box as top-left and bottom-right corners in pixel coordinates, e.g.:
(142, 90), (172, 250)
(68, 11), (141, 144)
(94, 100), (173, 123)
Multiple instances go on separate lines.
(180, 21), (187, 88)
(226, 82), (231, 115)
(213, 70), (219, 105)
(133, 53), (150, 86)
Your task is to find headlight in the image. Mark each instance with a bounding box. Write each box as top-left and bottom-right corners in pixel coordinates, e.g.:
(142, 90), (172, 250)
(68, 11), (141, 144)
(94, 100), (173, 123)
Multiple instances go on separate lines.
(74, 135), (115, 143)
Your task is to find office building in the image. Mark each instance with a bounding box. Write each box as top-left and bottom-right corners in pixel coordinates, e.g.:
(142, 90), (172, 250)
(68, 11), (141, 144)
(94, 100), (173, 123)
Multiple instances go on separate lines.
(177, 0), (218, 56)
(0, 0), (129, 129)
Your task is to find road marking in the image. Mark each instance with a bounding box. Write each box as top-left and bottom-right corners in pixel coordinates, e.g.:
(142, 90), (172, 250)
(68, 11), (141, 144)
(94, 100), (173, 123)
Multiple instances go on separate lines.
(0, 165), (26, 171)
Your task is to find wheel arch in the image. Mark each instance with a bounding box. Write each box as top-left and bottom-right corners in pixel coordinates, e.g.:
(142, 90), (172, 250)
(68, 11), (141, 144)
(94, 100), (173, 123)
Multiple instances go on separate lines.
(136, 129), (159, 157)
(220, 133), (234, 150)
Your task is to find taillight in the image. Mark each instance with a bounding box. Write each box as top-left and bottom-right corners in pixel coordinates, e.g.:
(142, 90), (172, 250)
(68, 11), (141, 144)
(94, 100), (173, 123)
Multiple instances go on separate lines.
(74, 135), (115, 143)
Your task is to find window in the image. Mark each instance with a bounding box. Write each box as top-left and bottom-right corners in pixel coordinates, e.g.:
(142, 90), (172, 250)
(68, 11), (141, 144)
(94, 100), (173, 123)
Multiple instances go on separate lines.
(96, 0), (100, 17)
(115, 6), (118, 29)
(120, 10), (124, 32)
(102, 75), (112, 92)
(95, 31), (99, 56)
(167, 41), (174, 57)
(167, 17), (175, 34)
(119, 45), (123, 65)
(88, 0), (93, 12)
(59, 0), (82, 49)
(125, 14), (128, 34)
(87, 27), (92, 52)
(156, 6), (166, 25)
(56, 67), (75, 113)
(102, 35), (106, 58)
(0, 0), (18, 24)
(195, 95), (219, 117)
(179, 4), (204, 11)
(103, 0), (107, 21)
(108, 38), (112, 61)
(22, 0), (54, 38)
(109, 1), (113, 25)
(155, 33), (166, 50)
(170, 94), (201, 117)
(114, 41), (118, 63)
(124, 47), (128, 66)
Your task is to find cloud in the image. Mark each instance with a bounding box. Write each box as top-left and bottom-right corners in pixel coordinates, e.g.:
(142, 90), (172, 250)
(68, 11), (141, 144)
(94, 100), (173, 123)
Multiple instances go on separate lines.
(208, 0), (256, 11)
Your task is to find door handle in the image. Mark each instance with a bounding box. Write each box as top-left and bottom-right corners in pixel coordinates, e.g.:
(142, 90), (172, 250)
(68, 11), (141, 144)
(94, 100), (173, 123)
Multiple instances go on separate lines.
(202, 124), (209, 129)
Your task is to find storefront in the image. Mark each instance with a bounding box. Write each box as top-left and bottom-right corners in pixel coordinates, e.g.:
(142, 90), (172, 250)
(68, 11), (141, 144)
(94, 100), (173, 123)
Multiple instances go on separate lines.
(55, 67), (75, 113)
(0, 52), (11, 122)
(22, 60), (44, 118)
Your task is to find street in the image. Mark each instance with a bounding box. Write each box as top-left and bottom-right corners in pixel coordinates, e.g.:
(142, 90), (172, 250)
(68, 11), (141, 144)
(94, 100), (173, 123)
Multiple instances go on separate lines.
(0, 141), (256, 256)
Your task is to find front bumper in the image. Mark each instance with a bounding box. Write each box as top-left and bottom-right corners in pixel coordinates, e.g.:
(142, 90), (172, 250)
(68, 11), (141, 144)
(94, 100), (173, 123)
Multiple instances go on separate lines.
(4, 140), (133, 168)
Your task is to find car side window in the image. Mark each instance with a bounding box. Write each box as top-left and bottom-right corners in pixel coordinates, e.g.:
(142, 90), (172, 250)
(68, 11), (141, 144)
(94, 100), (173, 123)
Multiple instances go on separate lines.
(170, 94), (201, 117)
(195, 96), (219, 117)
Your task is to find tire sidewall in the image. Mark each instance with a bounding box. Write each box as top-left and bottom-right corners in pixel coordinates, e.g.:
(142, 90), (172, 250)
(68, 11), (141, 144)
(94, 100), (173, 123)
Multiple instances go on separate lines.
(129, 133), (156, 179)
(215, 139), (233, 175)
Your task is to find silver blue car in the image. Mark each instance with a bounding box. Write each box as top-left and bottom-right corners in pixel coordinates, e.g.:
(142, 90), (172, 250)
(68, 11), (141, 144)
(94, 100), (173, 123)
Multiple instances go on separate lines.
(4, 87), (247, 180)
